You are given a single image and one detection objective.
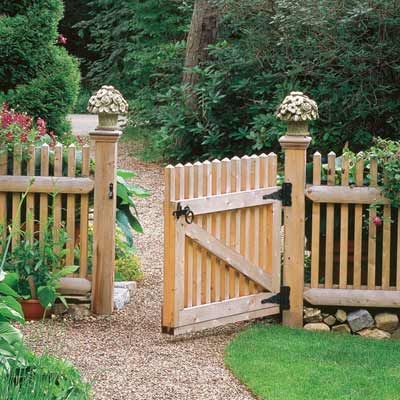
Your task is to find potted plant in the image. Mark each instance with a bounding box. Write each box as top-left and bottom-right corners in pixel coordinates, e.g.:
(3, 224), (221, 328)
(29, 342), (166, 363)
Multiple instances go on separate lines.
(4, 221), (78, 321)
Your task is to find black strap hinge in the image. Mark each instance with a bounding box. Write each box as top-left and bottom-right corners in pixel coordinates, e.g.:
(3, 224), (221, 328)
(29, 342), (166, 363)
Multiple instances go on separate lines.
(261, 286), (291, 311)
(263, 182), (292, 207)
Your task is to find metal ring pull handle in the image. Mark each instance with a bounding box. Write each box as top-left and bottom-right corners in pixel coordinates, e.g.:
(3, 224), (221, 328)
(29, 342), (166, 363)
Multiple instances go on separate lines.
(173, 202), (195, 224)
(184, 208), (194, 224)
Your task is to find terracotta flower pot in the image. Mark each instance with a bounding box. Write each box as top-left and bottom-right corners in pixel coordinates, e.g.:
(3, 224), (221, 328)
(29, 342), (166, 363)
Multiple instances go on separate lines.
(20, 299), (46, 321)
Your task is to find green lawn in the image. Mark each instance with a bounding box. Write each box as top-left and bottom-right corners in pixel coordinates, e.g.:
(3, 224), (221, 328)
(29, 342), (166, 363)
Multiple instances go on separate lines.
(225, 324), (400, 400)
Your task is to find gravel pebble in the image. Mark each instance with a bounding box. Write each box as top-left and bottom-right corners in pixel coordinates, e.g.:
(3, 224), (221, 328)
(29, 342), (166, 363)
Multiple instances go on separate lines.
(22, 140), (254, 400)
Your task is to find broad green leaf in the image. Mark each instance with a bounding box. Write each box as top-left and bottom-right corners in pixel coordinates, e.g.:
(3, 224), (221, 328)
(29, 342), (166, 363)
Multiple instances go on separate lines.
(0, 283), (19, 298)
(0, 297), (23, 319)
(37, 286), (57, 309)
(0, 303), (24, 324)
(117, 169), (137, 179)
(0, 322), (22, 345)
(59, 265), (79, 277)
(117, 183), (131, 205)
(128, 184), (150, 198)
(116, 210), (134, 247)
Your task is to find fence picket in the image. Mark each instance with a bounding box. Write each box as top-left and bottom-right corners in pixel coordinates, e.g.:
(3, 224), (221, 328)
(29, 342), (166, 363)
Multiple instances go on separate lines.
(79, 144), (90, 278)
(221, 158), (230, 300)
(339, 154), (349, 288)
(353, 156), (364, 288)
(325, 151), (336, 288)
(39, 144), (49, 248)
(203, 161), (212, 303)
(184, 163), (194, 308)
(232, 156), (241, 298)
(163, 165), (175, 327)
(368, 158), (378, 289)
(240, 156), (250, 296)
(26, 145), (35, 241)
(53, 144), (63, 256)
(11, 145), (22, 249)
(211, 160), (221, 302)
(311, 152), (321, 288)
(259, 154), (269, 276)
(66, 144), (76, 266)
(193, 161), (203, 306)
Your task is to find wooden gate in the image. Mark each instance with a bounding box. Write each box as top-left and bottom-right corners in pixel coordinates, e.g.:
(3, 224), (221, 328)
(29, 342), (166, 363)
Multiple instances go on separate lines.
(162, 155), (286, 335)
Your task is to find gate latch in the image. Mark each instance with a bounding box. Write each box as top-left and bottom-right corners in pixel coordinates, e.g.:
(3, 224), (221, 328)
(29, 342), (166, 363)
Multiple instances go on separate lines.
(173, 202), (194, 224)
(263, 182), (292, 207)
(261, 286), (291, 311)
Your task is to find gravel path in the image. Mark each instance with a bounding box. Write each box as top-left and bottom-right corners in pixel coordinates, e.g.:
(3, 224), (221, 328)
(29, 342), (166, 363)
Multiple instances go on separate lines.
(22, 139), (254, 400)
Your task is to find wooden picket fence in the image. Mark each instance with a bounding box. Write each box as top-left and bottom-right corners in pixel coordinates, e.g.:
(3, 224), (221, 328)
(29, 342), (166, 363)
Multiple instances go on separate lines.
(304, 151), (400, 308)
(163, 154), (283, 333)
(164, 143), (400, 332)
(0, 143), (93, 278)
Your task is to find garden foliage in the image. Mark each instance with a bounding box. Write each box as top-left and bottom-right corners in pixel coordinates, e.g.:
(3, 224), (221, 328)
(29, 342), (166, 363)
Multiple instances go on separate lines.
(0, 0), (80, 136)
(75, 0), (400, 162)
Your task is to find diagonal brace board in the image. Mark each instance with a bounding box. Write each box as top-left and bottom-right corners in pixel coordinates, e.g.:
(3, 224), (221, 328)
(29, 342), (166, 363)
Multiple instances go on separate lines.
(184, 222), (274, 292)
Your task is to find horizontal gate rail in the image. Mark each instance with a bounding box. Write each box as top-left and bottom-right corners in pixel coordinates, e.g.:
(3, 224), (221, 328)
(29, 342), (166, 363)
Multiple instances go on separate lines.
(304, 288), (400, 308)
(170, 186), (280, 215)
(178, 292), (279, 327)
(0, 175), (94, 194)
(305, 184), (388, 204)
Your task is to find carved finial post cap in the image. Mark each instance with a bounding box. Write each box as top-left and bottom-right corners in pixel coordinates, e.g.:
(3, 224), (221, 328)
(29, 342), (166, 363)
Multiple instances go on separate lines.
(276, 92), (318, 136)
(88, 85), (128, 130)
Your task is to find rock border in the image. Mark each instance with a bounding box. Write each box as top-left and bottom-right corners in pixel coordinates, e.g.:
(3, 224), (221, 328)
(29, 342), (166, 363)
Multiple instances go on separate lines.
(304, 307), (400, 339)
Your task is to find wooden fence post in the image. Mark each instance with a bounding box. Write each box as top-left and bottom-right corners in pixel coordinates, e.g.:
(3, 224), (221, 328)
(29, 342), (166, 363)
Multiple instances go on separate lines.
(277, 92), (318, 327)
(88, 86), (129, 315)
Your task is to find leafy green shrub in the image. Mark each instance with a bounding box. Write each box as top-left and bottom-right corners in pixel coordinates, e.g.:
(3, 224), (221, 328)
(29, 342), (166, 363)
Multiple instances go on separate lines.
(75, 0), (190, 121)
(0, 353), (91, 400)
(114, 227), (143, 282)
(154, 0), (400, 161)
(77, 0), (400, 162)
(0, 0), (80, 135)
(115, 255), (143, 282)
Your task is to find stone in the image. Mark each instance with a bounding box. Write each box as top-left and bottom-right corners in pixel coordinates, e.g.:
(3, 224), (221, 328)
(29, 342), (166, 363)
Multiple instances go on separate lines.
(358, 328), (391, 340)
(335, 309), (347, 323)
(332, 324), (351, 334)
(304, 323), (330, 332)
(374, 313), (399, 333)
(304, 307), (322, 323)
(59, 277), (91, 296)
(323, 315), (337, 326)
(114, 281), (137, 295)
(68, 304), (91, 320)
(114, 287), (130, 311)
(347, 309), (374, 332)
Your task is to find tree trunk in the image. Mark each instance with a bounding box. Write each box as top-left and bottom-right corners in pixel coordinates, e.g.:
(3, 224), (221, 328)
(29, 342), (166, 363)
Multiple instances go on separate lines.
(183, 0), (219, 110)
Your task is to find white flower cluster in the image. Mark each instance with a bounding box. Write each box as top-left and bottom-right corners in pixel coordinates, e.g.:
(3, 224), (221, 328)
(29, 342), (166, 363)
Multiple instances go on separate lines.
(276, 91), (318, 122)
(88, 85), (128, 114)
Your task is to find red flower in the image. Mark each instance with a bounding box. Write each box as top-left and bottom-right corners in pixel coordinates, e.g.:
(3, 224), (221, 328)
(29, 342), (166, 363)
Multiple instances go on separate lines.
(372, 216), (382, 226)
(36, 117), (47, 135)
(6, 131), (13, 142)
(20, 132), (28, 143)
(58, 34), (67, 45)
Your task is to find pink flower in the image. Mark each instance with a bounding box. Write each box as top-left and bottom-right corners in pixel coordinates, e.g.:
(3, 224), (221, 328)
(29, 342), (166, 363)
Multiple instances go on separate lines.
(372, 216), (382, 226)
(58, 34), (67, 45)
(36, 117), (47, 135)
